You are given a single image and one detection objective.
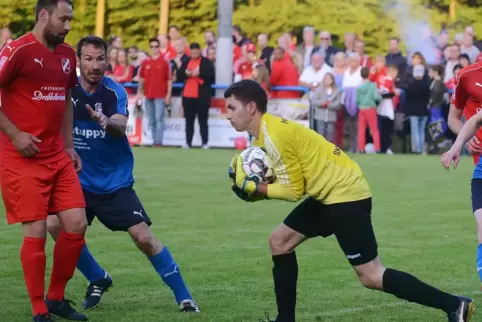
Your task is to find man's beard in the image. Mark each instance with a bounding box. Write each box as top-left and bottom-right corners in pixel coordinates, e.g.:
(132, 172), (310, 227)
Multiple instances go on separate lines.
(44, 26), (66, 47)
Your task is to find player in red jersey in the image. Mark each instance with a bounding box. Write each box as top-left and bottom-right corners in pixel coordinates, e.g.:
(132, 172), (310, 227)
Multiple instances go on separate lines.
(447, 61), (482, 289)
(0, 1), (88, 321)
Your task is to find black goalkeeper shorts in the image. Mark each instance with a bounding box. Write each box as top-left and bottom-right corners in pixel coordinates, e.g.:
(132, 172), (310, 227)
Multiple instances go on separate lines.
(283, 197), (377, 266)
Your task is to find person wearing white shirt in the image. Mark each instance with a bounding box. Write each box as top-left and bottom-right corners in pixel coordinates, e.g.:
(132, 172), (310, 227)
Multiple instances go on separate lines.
(299, 53), (332, 91)
(342, 54), (363, 152)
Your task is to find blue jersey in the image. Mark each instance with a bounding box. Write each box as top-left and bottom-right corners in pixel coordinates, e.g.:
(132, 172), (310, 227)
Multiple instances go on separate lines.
(72, 76), (134, 194)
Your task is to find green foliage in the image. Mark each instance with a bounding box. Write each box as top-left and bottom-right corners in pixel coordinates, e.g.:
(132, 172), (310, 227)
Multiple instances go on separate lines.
(3, 0), (482, 55)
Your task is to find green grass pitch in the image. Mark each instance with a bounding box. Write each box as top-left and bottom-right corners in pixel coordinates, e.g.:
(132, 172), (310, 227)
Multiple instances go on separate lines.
(0, 148), (480, 321)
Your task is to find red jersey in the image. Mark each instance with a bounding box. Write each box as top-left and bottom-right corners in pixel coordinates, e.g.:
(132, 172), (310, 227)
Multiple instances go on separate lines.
(452, 62), (482, 164)
(378, 75), (399, 109)
(270, 58), (300, 99)
(0, 33), (77, 166)
(139, 55), (171, 99)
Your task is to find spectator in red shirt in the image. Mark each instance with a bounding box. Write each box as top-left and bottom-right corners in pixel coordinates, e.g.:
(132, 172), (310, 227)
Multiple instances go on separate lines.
(270, 47), (301, 99)
(112, 49), (134, 91)
(138, 37), (172, 146)
(168, 25), (191, 56)
(445, 64), (462, 92)
(177, 43), (215, 149)
(369, 55), (387, 87)
(159, 34), (175, 60)
(106, 46), (118, 76)
(234, 43), (258, 81)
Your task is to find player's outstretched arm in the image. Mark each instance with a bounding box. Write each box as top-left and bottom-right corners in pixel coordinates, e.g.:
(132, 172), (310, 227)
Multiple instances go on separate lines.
(448, 104), (464, 135)
(452, 112), (482, 152)
(442, 112), (482, 170)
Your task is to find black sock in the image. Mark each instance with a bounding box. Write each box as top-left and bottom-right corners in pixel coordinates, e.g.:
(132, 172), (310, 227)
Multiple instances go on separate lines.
(272, 252), (298, 322)
(383, 268), (460, 313)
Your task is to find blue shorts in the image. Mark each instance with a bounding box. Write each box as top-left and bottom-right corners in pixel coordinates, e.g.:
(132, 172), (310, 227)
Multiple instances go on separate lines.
(84, 187), (151, 232)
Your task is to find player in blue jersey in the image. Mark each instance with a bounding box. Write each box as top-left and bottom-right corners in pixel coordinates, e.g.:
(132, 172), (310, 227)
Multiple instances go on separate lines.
(46, 36), (199, 313)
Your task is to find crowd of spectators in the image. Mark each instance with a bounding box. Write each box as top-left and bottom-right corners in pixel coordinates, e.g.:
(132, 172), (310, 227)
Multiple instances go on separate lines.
(1, 23), (479, 153)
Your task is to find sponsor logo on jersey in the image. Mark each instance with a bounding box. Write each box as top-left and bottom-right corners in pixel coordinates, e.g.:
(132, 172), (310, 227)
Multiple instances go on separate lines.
(74, 126), (106, 139)
(32, 91), (65, 101)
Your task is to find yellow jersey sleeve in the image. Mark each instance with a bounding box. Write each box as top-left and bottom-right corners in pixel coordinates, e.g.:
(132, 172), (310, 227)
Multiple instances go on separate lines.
(253, 114), (372, 204)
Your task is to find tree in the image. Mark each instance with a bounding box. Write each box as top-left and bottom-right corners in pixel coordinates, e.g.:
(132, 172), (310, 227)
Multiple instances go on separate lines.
(2, 0), (482, 56)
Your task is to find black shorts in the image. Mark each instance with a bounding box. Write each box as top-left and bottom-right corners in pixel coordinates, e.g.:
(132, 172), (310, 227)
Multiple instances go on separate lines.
(84, 187), (152, 232)
(283, 197), (377, 266)
(471, 179), (482, 213)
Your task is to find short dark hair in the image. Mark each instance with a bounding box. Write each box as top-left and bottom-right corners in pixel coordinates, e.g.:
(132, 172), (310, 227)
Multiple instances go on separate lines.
(190, 42), (201, 50)
(149, 37), (160, 45)
(35, 0), (73, 22)
(168, 25), (179, 32)
(224, 80), (268, 113)
(360, 67), (370, 79)
(76, 36), (108, 58)
(390, 37), (400, 43)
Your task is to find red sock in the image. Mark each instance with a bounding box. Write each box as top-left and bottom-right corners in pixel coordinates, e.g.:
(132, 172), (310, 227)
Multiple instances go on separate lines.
(46, 230), (85, 301)
(21, 237), (48, 315)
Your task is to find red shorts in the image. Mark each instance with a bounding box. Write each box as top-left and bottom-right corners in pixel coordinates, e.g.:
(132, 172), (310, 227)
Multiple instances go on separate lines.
(1, 156), (86, 224)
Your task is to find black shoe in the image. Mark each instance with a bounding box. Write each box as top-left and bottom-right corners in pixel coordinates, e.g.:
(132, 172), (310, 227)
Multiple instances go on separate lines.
(447, 296), (475, 322)
(82, 273), (113, 310)
(32, 313), (54, 322)
(179, 299), (200, 312)
(45, 298), (88, 321)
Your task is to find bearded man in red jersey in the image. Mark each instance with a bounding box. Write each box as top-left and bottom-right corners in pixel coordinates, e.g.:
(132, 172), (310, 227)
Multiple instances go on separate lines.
(0, 1), (88, 321)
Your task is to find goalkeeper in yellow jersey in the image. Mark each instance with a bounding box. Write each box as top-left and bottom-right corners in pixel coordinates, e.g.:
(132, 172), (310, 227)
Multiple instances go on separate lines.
(225, 80), (474, 322)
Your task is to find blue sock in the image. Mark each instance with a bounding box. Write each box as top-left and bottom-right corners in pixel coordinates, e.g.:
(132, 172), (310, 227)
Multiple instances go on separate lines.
(149, 246), (191, 303)
(77, 245), (106, 283)
(477, 244), (482, 282)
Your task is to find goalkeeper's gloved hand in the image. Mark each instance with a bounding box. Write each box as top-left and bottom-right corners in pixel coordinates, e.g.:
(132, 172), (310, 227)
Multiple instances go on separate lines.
(228, 154), (262, 202)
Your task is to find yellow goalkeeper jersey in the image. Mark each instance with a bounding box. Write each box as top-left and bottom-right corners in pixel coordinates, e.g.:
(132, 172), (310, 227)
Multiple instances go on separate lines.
(252, 113), (372, 204)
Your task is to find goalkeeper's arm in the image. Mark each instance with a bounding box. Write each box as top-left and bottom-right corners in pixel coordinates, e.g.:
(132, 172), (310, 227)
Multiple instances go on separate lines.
(256, 183), (303, 202)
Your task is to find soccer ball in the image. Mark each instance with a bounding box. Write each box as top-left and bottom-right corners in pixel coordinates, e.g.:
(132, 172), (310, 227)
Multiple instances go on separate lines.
(365, 143), (376, 154)
(239, 147), (275, 184)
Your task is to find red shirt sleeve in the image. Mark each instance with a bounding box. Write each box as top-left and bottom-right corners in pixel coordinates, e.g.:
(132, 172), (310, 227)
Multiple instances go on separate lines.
(452, 71), (468, 110)
(0, 45), (20, 88)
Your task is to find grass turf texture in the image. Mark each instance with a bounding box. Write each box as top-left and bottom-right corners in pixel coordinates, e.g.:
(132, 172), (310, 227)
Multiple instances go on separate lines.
(0, 148), (480, 322)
